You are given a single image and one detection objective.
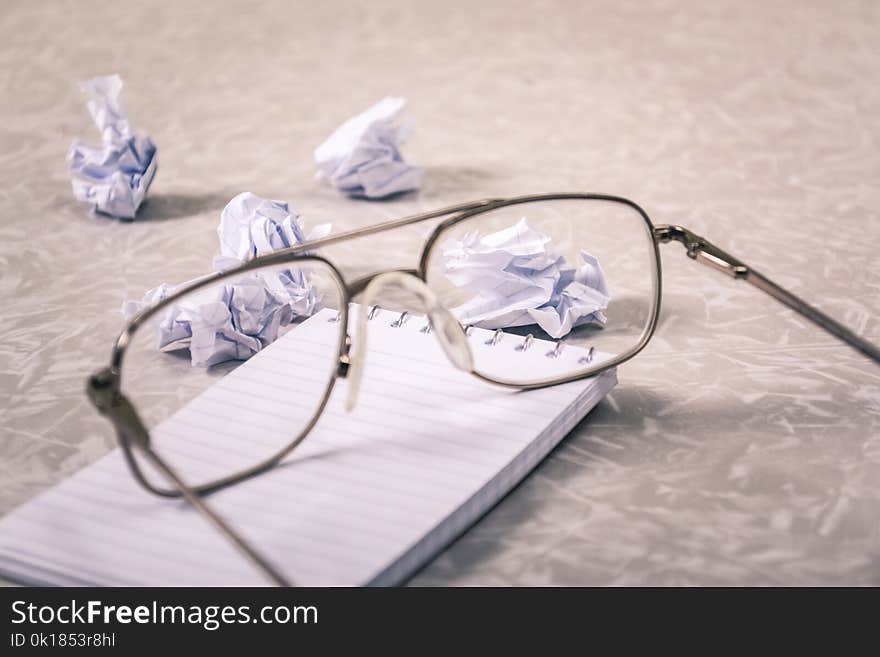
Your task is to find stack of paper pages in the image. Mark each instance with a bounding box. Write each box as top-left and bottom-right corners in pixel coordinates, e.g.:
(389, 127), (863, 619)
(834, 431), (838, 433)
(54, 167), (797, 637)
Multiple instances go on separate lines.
(0, 306), (616, 585)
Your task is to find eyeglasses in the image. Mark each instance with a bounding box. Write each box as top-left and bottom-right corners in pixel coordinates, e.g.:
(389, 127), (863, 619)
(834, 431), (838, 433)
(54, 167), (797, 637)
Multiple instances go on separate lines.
(86, 193), (880, 586)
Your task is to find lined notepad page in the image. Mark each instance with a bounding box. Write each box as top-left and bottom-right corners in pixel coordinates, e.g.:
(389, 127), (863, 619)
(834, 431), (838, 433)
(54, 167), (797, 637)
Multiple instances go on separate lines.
(0, 306), (616, 586)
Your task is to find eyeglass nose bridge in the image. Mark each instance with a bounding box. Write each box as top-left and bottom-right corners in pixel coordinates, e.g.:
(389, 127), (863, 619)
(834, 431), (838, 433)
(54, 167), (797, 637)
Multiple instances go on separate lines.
(344, 271), (474, 412)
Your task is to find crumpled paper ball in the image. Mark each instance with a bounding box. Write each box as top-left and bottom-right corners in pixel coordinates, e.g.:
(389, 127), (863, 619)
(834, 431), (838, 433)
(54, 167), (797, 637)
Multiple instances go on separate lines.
(212, 192), (331, 271)
(123, 193), (331, 367)
(314, 96), (421, 199)
(67, 75), (157, 219)
(442, 217), (611, 338)
(123, 276), (308, 367)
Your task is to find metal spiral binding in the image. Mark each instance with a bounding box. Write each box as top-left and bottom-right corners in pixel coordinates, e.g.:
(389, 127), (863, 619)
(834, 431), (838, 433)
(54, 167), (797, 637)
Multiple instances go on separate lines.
(577, 346), (596, 364)
(369, 311), (594, 363)
(514, 333), (534, 352)
(485, 329), (503, 346)
(546, 342), (564, 358)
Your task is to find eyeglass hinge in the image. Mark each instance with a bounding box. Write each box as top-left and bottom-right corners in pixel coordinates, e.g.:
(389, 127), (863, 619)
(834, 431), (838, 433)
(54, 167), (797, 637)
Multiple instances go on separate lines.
(654, 224), (749, 279)
(86, 367), (121, 413)
(86, 368), (151, 448)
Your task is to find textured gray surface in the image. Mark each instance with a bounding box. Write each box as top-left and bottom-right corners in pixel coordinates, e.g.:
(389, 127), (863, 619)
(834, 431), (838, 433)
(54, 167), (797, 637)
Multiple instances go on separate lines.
(1, 0), (879, 585)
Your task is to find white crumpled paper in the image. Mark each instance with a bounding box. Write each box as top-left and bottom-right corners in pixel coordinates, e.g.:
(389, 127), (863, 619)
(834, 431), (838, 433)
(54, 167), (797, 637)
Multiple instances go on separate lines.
(67, 75), (157, 219)
(314, 96), (421, 198)
(442, 218), (611, 339)
(123, 193), (331, 367)
(212, 192), (331, 271)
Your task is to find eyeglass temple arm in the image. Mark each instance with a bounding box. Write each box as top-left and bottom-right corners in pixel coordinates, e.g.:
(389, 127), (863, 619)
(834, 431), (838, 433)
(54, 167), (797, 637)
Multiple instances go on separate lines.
(653, 224), (880, 364)
(138, 445), (291, 587)
(87, 372), (291, 586)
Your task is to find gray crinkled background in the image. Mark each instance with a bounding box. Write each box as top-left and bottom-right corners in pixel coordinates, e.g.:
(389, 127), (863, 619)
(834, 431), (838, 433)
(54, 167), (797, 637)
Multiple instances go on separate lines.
(1, 0), (878, 585)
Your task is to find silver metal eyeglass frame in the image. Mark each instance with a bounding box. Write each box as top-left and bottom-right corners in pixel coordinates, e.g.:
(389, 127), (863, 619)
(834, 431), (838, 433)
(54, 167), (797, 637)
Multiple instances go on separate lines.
(85, 193), (880, 586)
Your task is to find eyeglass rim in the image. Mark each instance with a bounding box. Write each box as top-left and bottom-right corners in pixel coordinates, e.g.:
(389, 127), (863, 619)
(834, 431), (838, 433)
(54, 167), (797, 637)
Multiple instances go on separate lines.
(418, 193), (663, 389)
(101, 193), (662, 496)
(112, 256), (352, 498)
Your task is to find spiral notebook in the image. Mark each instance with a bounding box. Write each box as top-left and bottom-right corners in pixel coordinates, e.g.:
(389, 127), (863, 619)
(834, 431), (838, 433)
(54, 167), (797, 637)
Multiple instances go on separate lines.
(0, 305), (616, 586)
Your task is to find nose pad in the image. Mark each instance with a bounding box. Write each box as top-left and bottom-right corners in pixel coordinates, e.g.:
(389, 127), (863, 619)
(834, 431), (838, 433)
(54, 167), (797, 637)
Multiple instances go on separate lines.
(345, 272), (474, 412)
